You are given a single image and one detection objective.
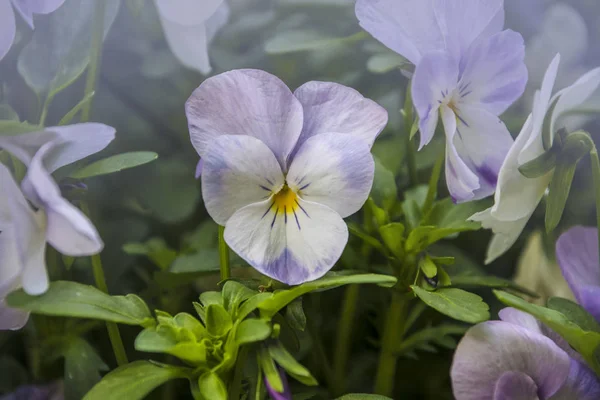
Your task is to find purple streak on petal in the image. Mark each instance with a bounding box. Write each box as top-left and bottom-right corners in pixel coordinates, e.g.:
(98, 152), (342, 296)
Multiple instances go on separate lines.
(492, 371), (538, 400)
(265, 367), (292, 400)
(556, 226), (600, 321)
(195, 159), (203, 179)
(0, 0), (16, 61)
(477, 164), (499, 188)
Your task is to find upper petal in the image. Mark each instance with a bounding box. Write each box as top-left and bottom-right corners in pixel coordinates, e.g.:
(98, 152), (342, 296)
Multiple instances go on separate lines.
(154, 0), (223, 26)
(225, 198), (348, 285)
(433, 0), (505, 61)
(355, 0), (443, 65)
(201, 134), (285, 225)
(451, 321), (570, 400)
(498, 307), (542, 334)
(411, 50), (459, 149)
(286, 132), (374, 218)
(157, 14), (211, 75)
(292, 81), (388, 151)
(0, 0), (16, 61)
(10, 0), (65, 28)
(22, 143), (104, 257)
(458, 30), (527, 115)
(556, 226), (600, 321)
(0, 123), (116, 173)
(186, 69), (304, 170)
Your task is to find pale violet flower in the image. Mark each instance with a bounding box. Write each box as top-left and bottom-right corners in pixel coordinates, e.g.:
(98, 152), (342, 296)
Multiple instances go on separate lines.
(451, 307), (600, 400)
(356, 0), (528, 202)
(186, 69), (388, 285)
(0, 0), (65, 60)
(471, 55), (600, 263)
(154, 0), (229, 75)
(0, 123), (115, 330)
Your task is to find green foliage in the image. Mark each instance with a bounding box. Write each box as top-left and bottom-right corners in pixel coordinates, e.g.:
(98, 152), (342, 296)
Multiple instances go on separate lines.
(198, 372), (228, 400)
(448, 275), (538, 298)
(123, 238), (177, 270)
(264, 30), (366, 54)
(6, 281), (154, 327)
(547, 297), (600, 333)
(336, 395), (394, 400)
(70, 152), (158, 179)
(268, 341), (318, 386)
(367, 52), (409, 74)
(396, 324), (468, 358)
(411, 286), (490, 324)
(372, 157), (398, 211)
(495, 290), (600, 375)
(0, 120), (41, 135)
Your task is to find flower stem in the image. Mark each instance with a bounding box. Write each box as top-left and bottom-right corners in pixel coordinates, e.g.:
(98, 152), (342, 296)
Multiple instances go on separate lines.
(218, 225), (231, 281)
(590, 147), (600, 259)
(81, 201), (128, 366)
(332, 284), (360, 396)
(373, 290), (409, 396)
(81, 0), (106, 121)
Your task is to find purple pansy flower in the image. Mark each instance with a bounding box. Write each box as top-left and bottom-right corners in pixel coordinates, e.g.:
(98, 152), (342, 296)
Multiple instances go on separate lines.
(556, 226), (600, 323)
(0, 0), (66, 61)
(472, 56), (600, 263)
(0, 123), (115, 330)
(356, 0), (528, 202)
(451, 307), (600, 400)
(186, 69), (388, 285)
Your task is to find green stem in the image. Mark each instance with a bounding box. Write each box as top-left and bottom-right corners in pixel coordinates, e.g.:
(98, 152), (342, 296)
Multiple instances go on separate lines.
(218, 225), (231, 281)
(373, 290), (409, 396)
(332, 284), (360, 396)
(255, 356), (264, 400)
(38, 93), (54, 126)
(229, 347), (248, 400)
(80, 0), (106, 121)
(81, 202), (128, 366)
(590, 147), (600, 259)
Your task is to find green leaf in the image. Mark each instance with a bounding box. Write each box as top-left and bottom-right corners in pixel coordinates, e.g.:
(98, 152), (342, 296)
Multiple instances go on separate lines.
(494, 290), (600, 374)
(448, 275), (538, 298)
(123, 238), (177, 270)
(83, 361), (190, 400)
(198, 372), (227, 400)
(0, 120), (40, 136)
(402, 185), (428, 229)
(518, 147), (558, 178)
(366, 52), (409, 74)
(258, 273), (397, 319)
(372, 157), (398, 211)
(419, 256), (438, 279)
(134, 327), (207, 365)
(236, 292), (274, 322)
(6, 281), (154, 327)
(335, 395), (393, 400)
(547, 297), (600, 333)
(235, 318), (272, 345)
(18, 0), (121, 96)
(71, 152), (158, 179)
(545, 159), (577, 233)
(0, 105), (19, 121)
(222, 281), (258, 316)
(259, 347), (284, 393)
(268, 342), (318, 386)
(542, 97), (560, 150)
(264, 30), (364, 54)
(396, 324), (468, 356)
(379, 223), (405, 259)
(170, 250), (220, 274)
(423, 198), (484, 232)
(285, 299), (307, 331)
(206, 304), (233, 338)
(411, 286), (490, 324)
(59, 91), (95, 125)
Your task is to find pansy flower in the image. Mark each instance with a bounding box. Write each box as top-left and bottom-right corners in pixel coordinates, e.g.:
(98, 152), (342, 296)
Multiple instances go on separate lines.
(0, 123), (115, 330)
(472, 55), (600, 263)
(154, 0), (229, 75)
(451, 307), (600, 400)
(186, 69), (387, 285)
(0, 0), (65, 60)
(356, 0), (528, 202)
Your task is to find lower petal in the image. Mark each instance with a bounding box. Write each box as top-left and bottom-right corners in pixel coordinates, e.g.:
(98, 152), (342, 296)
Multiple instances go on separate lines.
(286, 132), (374, 218)
(0, 0), (15, 60)
(224, 198), (347, 285)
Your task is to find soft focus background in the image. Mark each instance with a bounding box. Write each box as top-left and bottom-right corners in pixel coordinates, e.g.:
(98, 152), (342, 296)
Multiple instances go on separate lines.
(1, 0), (600, 398)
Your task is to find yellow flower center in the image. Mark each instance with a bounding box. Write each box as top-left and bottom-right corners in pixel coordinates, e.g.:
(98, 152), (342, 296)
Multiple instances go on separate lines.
(272, 185), (299, 215)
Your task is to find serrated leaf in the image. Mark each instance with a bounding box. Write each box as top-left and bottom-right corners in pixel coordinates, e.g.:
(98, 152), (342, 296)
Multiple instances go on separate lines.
(411, 286), (490, 323)
(71, 152), (158, 179)
(83, 361), (190, 400)
(6, 281), (154, 327)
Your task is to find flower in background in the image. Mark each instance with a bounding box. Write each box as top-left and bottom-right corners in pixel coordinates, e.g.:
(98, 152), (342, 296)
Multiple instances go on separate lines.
(186, 69), (387, 285)
(0, 0), (65, 60)
(556, 226), (600, 322)
(356, 0), (528, 203)
(451, 307), (600, 400)
(471, 55), (600, 263)
(154, 0), (230, 75)
(265, 367), (292, 400)
(0, 123), (115, 330)
(0, 381), (63, 400)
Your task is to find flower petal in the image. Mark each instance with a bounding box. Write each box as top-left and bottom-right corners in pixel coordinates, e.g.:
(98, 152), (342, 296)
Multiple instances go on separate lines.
(451, 321), (570, 400)
(433, 0), (505, 61)
(186, 69), (304, 170)
(556, 226), (600, 321)
(0, 0), (15, 61)
(292, 81), (388, 151)
(355, 0), (443, 65)
(458, 30), (527, 115)
(498, 307), (541, 333)
(411, 50), (459, 149)
(552, 359), (600, 400)
(492, 371), (539, 400)
(154, 0), (222, 26)
(0, 225), (22, 299)
(224, 198), (348, 285)
(201, 135), (285, 225)
(205, 1), (230, 43)
(470, 208), (529, 264)
(10, 0), (65, 28)
(22, 143), (103, 257)
(0, 123), (116, 173)
(0, 300), (29, 330)
(286, 133), (374, 218)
